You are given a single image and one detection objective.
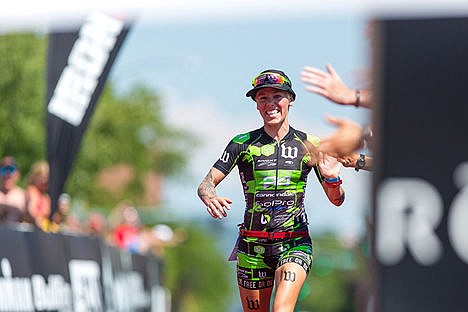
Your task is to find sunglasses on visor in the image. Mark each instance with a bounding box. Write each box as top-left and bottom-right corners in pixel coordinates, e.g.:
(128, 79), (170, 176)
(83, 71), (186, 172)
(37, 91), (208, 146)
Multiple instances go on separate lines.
(251, 72), (291, 87)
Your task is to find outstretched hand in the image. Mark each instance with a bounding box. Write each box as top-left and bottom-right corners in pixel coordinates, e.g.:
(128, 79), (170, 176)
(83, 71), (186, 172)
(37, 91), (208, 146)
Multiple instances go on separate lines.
(301, 64), (355, 105)
(317, 116), (363, 157)
(337, 153), (359, 168)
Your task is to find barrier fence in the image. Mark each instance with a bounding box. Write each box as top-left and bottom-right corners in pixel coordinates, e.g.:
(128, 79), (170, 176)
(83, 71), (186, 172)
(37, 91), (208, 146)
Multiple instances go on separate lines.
(0, 225), (170, 312)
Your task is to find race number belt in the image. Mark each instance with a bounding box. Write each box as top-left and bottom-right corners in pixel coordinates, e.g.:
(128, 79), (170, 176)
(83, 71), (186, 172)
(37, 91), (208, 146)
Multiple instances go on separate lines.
(239, 229), (309, 240)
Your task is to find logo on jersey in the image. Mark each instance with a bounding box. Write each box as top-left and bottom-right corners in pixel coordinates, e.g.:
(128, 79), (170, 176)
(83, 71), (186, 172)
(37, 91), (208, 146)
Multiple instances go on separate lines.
(219, 151), (229, 163)
(254, 245), (265, 254)
(261, 145), (275, 156)
(281, 144), (298, 159)
(257, 159), (276, 168)
(262, 176), (291, 189)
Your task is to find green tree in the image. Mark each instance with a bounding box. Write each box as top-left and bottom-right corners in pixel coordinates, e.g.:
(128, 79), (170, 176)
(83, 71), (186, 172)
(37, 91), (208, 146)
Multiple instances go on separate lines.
(0, 32), (47, 176)
(67, 84), (196, 210)
(295, 233), (369, 312)
(0, 32), (195, 211)
(163, 223), (233, 312)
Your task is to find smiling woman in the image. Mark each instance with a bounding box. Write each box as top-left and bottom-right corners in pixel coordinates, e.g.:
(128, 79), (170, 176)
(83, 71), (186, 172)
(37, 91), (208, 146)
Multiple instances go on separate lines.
(197, 69), (346, 311)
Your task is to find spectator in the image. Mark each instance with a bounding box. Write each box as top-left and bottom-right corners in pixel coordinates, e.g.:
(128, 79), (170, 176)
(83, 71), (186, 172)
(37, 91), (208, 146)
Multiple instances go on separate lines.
(62, 212), (83, 234)
(138, 224), (187, 257)
(86, 211), (108, 237)
(25, 160), (51, 231)
(0, 156), (27, 223)
(111, 200), (142, 252)
(51, 193), (71, 230)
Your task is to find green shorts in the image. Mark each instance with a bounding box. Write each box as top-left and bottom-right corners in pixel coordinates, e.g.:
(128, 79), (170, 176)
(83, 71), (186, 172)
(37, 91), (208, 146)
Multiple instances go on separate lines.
(236, 236), (313, 290)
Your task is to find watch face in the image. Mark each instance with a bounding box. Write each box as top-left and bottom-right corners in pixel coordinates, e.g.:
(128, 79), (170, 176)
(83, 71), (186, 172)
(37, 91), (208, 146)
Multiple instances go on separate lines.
(357, 154), (366, 168)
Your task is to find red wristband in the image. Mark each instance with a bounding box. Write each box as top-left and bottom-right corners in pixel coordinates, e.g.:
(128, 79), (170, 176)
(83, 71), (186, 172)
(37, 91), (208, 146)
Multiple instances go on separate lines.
(325, 180), (342, 188)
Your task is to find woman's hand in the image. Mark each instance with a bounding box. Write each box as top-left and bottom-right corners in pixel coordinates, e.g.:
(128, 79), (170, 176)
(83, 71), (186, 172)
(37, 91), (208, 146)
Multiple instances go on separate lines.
(201, 195), (232, 220)
(318, 152), (342, 178)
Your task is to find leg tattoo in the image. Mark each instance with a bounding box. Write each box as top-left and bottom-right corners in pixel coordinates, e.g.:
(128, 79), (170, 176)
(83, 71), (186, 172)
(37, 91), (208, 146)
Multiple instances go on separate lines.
(283, 270), (296, 282)
(245, 297), (260, 310)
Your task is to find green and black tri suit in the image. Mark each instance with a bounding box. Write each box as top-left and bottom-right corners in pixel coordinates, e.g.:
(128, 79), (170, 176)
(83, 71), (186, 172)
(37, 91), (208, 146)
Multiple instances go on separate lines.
(213, 126), (323, 290)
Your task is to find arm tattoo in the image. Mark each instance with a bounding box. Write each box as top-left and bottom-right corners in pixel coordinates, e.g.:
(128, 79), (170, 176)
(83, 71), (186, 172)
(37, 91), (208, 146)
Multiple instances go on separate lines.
(198, 169), (217, 200)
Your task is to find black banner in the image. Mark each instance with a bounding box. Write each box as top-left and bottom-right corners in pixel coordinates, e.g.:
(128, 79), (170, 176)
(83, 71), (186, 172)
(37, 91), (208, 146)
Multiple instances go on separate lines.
(46, 12), (131, 217)
(373, 16), (468, 312)
(0, 225), (164, 311)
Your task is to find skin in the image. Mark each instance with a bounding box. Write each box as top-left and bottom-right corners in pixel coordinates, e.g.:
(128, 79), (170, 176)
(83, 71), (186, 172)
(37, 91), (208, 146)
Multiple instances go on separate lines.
(300, 63), (372, 108)
(316, 116), (364, 158)
(198, 87), (345, 312)
(338, 153), (373, 171)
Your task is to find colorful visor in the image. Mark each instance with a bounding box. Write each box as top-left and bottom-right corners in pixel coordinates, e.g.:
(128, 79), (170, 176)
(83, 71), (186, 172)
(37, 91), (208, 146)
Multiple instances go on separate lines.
(0, 165), (16, 176)
(251, 72), (291, 87)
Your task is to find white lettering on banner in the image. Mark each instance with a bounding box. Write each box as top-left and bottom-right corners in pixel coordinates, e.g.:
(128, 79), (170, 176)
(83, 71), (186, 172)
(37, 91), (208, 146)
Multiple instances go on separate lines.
(113, 272), (150, 311)
(0, 254), (159, 311)
(376, 178), (443, 266)
(47, 12), (124, 126)
(151, 285), (170, 312)
(376, 162), (468, 266)
(0, 258), (34, 312)
(448, 162), (468, 263)
(32, 274), (72, 311)
(69, 259), (103, 312)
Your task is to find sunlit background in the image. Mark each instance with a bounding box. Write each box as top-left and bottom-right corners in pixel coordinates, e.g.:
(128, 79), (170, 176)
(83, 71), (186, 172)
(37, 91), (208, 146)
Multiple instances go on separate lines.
(2, 1), (467, 311)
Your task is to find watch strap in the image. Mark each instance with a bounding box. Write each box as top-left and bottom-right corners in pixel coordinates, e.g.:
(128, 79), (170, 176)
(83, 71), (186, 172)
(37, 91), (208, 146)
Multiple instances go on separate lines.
(355, 153), (366, 172)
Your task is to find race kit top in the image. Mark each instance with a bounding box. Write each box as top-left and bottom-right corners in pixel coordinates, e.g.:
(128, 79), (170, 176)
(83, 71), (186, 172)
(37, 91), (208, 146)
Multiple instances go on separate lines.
(213, 127), (324, 234)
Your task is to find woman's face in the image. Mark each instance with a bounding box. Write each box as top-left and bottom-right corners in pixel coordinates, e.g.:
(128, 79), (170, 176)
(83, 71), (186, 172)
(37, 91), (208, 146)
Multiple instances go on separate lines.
(35, 173), (49, 192)
(255, 88), (292, 126)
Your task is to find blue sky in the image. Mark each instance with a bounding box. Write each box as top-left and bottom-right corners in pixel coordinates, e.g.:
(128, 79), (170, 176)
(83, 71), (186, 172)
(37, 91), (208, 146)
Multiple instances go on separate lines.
(109, 11), (373, 240)
(4, 2), (464, 241)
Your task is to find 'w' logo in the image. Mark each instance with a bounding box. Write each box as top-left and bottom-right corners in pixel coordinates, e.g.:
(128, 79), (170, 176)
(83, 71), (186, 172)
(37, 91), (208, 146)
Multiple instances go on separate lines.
(281, 144), (298, 159)
(283, 271), (296, 282)
(245, 297), (260, 310)
(220, 151), (229, 163)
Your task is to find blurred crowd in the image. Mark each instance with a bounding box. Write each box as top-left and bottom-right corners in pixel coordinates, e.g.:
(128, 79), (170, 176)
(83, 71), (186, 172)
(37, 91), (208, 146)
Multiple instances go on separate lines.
(0, 155), (185, 257)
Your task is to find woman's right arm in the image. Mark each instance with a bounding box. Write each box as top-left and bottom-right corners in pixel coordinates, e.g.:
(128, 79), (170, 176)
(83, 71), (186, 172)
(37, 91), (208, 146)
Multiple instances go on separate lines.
(197, 167), (232, 219)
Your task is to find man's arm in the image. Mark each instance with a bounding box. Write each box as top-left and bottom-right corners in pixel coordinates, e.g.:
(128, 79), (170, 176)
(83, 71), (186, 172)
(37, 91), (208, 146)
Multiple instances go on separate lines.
(317, 116), (365, 157)
(197, 167), (232, 220)
(301, 64), (372, 108)
(338, 153), (373, 171)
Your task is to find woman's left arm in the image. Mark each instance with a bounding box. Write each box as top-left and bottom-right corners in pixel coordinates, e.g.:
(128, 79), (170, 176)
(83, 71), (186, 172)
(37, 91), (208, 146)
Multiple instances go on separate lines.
(317, 153), (345, 206)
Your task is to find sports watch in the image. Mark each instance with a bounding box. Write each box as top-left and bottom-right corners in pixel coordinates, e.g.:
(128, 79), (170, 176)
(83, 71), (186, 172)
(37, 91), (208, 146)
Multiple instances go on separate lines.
(355, 154), (366, 171)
